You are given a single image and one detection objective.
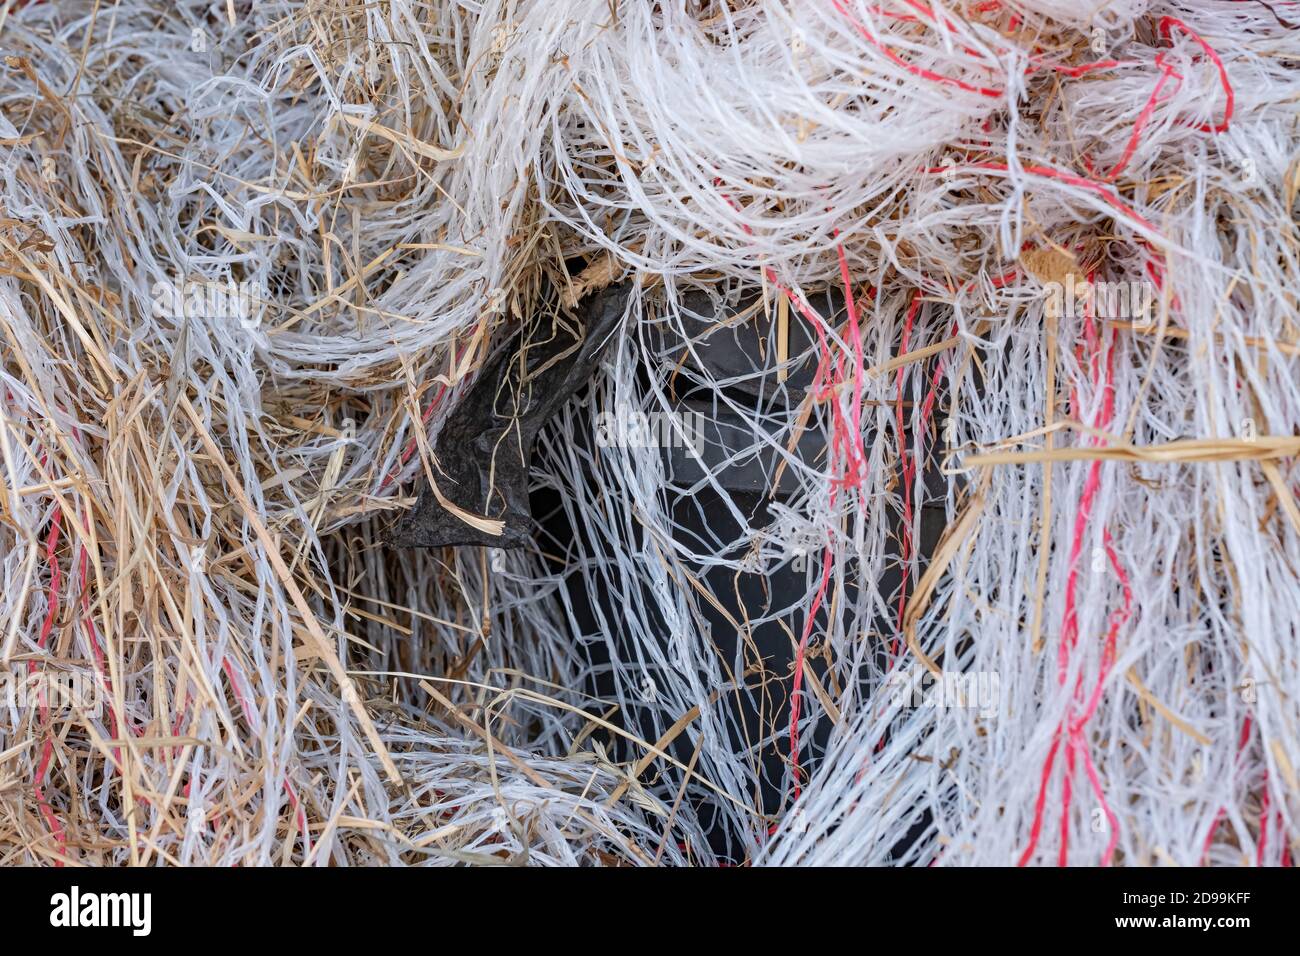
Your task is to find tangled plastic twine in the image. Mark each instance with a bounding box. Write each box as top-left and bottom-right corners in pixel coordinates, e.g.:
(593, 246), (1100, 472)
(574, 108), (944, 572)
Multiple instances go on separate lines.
(0, 0), (1298, 865)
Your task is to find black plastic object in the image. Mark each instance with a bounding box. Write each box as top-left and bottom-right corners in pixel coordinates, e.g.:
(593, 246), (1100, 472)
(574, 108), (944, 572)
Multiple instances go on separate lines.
(389, 283), (632, 549)
(659, 287), (827, 402)
(532, 286), (950, 862)
(392, 280), (948, 862)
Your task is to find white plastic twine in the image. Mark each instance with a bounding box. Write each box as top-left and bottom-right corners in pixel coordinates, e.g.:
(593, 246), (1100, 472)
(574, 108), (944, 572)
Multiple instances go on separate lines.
(0, 0), (1297, 865)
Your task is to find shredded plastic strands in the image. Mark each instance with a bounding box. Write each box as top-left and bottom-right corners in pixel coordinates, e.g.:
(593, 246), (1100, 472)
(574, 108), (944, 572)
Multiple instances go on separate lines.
(0, 0), (1297, 866)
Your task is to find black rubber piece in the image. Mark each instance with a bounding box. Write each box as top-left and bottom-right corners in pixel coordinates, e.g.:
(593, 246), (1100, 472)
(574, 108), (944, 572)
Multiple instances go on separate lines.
(389, 283), (632, 549)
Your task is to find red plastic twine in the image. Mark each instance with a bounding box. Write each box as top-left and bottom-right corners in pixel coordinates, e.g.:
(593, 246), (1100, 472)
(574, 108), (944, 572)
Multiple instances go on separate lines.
(832, 0), (1003, 99)
(1085, 17), (1234, 182)
(1016, 278), (1133, 867)
(714, 182), (873, 801)
(1159, 17), (1235, 134)
(33, 506), (68, 863)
